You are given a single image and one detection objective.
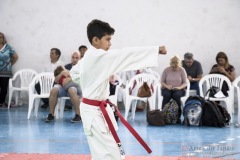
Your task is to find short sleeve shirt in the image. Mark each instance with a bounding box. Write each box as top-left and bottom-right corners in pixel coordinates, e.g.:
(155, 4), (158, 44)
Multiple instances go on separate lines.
(0, 44), (16, 77)
(211, 64), (235, 75)
(182, 60), (203, 78)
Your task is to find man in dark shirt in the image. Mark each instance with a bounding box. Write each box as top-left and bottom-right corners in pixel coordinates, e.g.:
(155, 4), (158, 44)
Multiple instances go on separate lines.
(182, 52), (203, 95)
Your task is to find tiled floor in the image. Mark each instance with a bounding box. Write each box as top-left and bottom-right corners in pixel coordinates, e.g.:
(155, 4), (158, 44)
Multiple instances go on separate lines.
(0, 104), (240, 159)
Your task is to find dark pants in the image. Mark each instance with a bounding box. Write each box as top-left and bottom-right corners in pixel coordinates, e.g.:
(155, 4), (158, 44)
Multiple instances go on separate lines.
(0, 77), (10, 104)
(35, 82), (49, 105)
(161, 88), (186, 118)
(190, 81), (200, 95)
(109, 83), (116, 96)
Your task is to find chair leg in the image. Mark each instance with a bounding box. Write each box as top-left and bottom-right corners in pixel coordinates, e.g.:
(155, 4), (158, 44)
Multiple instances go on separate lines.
(124, 99), (131, 120)
(60, 99), (67, 118)
(148, 99), (153, 111)
(238, 101), (240, 125)
(28, 97), (34, 119)
(54, 99), (60, 119)
(121, 89), (126, 108)
(15, 91), (20, 107)
(34, 99), (40, 117)
(8, 90), (13, 109)
(132, 100), (138, 120)
(224, 100), (233, 123)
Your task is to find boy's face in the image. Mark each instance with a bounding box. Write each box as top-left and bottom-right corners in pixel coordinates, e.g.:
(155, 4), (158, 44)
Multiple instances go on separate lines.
(94, 34), (112, 51)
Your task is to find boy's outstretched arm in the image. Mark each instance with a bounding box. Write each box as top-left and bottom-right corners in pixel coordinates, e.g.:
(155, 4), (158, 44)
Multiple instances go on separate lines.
(159, 46), (167, 55)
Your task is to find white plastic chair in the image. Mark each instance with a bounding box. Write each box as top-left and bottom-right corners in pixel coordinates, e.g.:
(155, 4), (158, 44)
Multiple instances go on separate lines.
(8, 69), (38, 109)
(108, 74), (125, 106)
(117, 71), (132, 86)
(180, 79), (191, 106)
(199, 74), (234, 123)
(233, 76), (240, 125)
(28, 72), (55, 119)
(124, 73), (159, 120)
(55, 96), (70, 119)
(144, 68), (160, 80)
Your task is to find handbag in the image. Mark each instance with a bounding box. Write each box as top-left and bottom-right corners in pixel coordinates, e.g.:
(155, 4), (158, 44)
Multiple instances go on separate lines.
(146, 102), (165, 126)
(137, 82), (151, 97)
(208, 86), (220, 98)
(147, 109), (165, 126)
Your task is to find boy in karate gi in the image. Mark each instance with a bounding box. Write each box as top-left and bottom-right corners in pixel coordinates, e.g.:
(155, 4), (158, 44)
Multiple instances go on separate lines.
(70, 19), (167, 160)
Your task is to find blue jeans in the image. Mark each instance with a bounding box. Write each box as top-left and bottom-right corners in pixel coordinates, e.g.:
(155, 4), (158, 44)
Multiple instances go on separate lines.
(161, 88), (186, 118)
(190, 81), (200, 95)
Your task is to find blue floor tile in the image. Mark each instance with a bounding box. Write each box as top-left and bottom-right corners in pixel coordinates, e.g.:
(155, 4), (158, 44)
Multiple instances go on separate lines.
(0, 105), (240, 159)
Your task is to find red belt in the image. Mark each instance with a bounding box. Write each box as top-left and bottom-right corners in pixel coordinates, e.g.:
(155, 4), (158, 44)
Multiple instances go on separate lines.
(82, 98), (152, 155)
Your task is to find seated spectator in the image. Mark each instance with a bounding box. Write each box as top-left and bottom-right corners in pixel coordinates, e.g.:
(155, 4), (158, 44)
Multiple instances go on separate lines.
(78, 45), (88, 58)
(45, 51), (81, 123)
(161, 55), (187, 122)
(182, 52), (203, 95)
(209, 51), (235, 96)
(109, 75), (118, 96)
(54, 66), (82, 97)
(63, 51), (82, 110)
(65, 51), (82, 70)
(35, 48), (64, 109)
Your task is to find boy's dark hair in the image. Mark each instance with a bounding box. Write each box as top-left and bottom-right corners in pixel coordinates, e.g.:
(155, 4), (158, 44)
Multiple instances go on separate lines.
(87, 19), (115, 44)
(54, 66), (64, 77)
(51, 48), (61, 59)
(78, 45), (87, 51)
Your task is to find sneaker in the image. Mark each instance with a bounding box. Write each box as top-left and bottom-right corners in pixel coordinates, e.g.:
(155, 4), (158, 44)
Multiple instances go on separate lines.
(71, 114), (81, 123)
(45, 114), (54, 122)
(41, 103), (49, 109)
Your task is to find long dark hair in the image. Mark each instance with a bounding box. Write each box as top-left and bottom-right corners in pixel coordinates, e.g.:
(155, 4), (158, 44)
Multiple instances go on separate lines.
(216, 51), (230, 68)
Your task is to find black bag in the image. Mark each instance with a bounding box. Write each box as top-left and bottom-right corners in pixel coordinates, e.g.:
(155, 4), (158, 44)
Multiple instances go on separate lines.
(216, 103), (231, 125)
(183, 95), (204, 126)
(201, 100), (227, 127)
(208, 86), (220, 97)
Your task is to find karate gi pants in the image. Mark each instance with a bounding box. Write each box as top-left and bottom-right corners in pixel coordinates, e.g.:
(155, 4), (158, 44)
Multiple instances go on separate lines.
(80, 102), (122, 160)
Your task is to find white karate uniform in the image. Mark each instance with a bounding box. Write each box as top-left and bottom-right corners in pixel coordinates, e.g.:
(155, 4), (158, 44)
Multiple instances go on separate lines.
(70, 46), (159, 160)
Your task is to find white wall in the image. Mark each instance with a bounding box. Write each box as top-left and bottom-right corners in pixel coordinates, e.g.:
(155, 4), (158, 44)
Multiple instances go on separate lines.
(1, 0), (240, 76)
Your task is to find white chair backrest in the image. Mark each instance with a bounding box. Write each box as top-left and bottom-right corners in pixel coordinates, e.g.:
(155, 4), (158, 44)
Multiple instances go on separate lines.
(233, 76), (240, 88)
(199, 74), (233, 97)
(117, 71), (133, 85)
(114, 74), (123, 86)
(12, 69), (38, 88)
(30, 72), (55, 95)
(144, 68), (160, 80)
(126, 73), (159, 96)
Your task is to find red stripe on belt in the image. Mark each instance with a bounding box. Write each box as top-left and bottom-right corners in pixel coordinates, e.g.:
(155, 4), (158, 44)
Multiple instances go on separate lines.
(82, 97), (152, 154)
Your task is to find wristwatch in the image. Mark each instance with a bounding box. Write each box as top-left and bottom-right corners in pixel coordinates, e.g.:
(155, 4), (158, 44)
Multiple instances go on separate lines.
(192, 78), (195, 81)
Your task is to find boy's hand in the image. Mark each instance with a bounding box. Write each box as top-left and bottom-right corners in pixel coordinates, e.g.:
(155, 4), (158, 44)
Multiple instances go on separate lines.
(159, 46), (167, 55)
